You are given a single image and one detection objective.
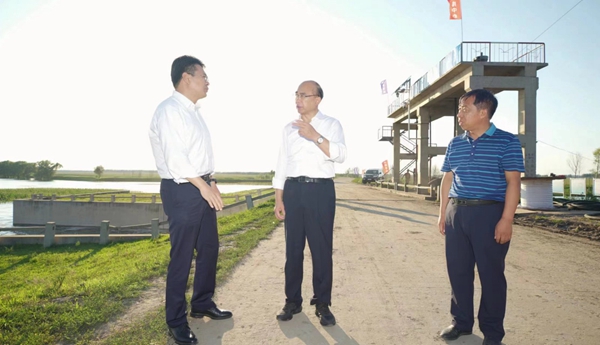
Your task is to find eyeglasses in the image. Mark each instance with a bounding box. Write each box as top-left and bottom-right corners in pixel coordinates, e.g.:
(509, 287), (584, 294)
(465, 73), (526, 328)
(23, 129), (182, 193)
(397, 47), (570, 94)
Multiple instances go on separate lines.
(187, 72), (209, 83)
(295, 93), (319, 99)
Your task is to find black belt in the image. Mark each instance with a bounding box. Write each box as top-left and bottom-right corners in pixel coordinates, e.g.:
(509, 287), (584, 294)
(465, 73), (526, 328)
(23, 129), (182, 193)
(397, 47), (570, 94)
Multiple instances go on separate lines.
(287, 176), (332, 183)
(451, 198), (501, 206)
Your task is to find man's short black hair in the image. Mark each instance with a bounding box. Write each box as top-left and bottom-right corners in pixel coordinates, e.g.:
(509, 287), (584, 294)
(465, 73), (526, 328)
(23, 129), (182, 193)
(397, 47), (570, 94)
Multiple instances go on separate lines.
(460, 89), (498, 118)
(171, 55), (205, 88)
(314, 81), (324, 99)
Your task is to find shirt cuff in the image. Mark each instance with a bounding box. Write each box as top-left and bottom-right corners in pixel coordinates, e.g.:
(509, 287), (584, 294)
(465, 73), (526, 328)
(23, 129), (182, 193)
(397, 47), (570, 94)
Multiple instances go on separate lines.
(327, 142), (340, 161)
(272, 176), (286, 190)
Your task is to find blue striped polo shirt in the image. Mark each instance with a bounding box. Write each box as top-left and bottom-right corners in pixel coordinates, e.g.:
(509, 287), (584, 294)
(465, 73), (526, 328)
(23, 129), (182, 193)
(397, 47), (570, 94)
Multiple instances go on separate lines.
(441, 123), (525, 201)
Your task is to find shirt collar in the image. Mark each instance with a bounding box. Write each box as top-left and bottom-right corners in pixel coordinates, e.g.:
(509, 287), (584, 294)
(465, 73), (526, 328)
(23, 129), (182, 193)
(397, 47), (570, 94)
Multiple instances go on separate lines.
(461, 123), (497, 140)
(484, 123), (497, 136)
(172, 90), (200, 110)
(311, 110), (324, 124)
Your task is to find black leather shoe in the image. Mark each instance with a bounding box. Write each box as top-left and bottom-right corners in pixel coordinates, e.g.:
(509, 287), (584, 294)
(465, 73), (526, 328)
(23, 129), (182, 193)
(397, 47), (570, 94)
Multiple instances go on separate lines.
(168, 323), (197, 345)
(439, 325), (472, 340)
(482, 338), (502, 345)
(189, 306), (233, 320)
(276, 302), (302, 321)
(315, 303), (336, 326)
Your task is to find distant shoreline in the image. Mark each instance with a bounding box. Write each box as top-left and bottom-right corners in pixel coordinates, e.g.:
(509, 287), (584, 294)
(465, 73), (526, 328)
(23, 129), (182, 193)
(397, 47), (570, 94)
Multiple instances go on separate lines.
(53, 171), (273, 184)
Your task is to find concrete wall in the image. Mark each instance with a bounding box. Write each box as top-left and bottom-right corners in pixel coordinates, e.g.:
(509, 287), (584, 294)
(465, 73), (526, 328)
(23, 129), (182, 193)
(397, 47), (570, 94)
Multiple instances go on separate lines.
(13, 200), (167, 227)
(12, 192), (275, 227)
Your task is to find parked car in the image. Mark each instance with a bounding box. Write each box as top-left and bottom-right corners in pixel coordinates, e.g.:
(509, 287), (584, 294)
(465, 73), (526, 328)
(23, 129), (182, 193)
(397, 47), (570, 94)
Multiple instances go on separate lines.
(362, 169), (384, 184)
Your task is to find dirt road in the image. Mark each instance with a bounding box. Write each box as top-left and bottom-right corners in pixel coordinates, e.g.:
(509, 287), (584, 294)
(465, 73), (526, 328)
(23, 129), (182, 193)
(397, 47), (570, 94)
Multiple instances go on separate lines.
(184, 178), (600, 345)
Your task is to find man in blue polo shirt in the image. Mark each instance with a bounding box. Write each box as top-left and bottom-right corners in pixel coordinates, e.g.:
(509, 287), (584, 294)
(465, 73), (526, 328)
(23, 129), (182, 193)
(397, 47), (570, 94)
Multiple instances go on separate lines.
(437, 89), (524, 345)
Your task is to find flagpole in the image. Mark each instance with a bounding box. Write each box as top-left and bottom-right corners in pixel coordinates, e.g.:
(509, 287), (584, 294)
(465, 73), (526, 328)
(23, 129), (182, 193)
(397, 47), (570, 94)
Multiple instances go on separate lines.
(461, 18), (464, 42)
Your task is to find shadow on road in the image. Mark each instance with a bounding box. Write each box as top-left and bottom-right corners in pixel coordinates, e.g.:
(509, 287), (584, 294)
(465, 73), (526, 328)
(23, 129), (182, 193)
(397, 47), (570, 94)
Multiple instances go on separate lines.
(337, 202), (431, 225)
(168, 317), (234, 345)
(338, 199), (436, 218)
(441, 333), (485, 345)
(278, 312), (360, 345)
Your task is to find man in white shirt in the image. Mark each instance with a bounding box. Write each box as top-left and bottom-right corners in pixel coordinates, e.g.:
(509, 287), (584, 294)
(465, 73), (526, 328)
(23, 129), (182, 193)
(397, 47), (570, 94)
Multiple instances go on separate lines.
(272, 80), (347, 326)
(149, 55), (231, 345)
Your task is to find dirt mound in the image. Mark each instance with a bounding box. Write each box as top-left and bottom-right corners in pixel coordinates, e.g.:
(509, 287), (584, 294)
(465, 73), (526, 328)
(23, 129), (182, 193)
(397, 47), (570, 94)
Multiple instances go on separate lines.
(513, 213), (600, 241)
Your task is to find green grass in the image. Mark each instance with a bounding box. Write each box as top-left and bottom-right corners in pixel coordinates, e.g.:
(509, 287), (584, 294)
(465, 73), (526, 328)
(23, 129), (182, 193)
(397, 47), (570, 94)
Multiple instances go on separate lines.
(0, 188), (114, 203)
(52, 171), (273, 184)
(0, 199), (279, 345)
(0, 238), (171, 344)
(0, 188), (274, 206)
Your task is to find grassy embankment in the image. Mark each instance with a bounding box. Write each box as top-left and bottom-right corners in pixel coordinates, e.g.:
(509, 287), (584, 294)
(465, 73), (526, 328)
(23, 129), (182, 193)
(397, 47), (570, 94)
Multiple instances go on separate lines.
(0, 188), (274, 206)
(0, 199), (280, 345)
(54, 171), (273, 184)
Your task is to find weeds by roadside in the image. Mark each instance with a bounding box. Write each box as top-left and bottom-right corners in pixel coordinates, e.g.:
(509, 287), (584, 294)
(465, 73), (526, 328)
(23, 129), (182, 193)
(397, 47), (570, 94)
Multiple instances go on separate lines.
(0, 199), (279, 345)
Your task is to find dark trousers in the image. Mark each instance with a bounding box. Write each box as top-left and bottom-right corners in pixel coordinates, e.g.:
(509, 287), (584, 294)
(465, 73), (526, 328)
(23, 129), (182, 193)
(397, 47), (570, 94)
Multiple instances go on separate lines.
(161, 179), (218, 328)
(445, 201), (510, 342)
(283, 179), (336, 306)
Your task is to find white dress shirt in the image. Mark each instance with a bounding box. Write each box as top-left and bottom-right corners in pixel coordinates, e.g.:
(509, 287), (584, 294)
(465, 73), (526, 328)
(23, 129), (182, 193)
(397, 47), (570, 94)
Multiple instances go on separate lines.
(272, 111), (347, 190)
(149, 91), (215, 184)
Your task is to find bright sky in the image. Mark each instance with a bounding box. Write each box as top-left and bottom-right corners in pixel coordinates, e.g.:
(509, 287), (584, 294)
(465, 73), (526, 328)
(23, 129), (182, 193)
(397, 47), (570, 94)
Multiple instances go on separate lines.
(1, 0), (598, 175)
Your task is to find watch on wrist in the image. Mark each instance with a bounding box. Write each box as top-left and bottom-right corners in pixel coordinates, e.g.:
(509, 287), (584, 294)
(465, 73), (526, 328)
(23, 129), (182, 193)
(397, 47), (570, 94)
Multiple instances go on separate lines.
(210, 178), (217, 184)
(316, 136), (324, 145)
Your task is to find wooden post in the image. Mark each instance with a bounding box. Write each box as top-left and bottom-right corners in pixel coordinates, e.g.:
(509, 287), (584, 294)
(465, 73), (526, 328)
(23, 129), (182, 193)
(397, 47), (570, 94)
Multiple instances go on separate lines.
(245, 195), (254, 209)
(131, 195), (136, 203)
(151, 218), (159, 239)
(89, 194), (94, 202)
(235, 195), (240, 202)
(43, 222), (56, 248)
(151, 195), (156, 204)
(71, 195), (76, 201)
(258, 190), (262, 196)
(99, 220), (110, 245)
(51, 194), (56, 201)
(111, 195), (116, 203)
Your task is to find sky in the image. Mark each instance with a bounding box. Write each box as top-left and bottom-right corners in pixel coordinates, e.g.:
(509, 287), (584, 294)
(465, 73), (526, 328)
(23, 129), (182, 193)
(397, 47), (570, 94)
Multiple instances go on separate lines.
(0, 0), (598, 176)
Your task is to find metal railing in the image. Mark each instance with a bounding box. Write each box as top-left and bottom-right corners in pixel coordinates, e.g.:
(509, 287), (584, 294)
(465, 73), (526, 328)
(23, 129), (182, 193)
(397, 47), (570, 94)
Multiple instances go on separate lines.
(387, 41), (546, 116)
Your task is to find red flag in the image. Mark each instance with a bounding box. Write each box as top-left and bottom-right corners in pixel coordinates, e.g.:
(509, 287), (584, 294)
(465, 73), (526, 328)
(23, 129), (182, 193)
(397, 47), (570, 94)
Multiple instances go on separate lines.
(382, 160), (390, 175)
(448, 0), (462, 20)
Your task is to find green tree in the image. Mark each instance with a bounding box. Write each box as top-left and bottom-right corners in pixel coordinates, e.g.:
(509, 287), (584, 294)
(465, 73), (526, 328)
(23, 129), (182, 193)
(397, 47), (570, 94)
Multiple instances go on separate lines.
(34, 160), (62, 181)
(593, 148), (600, 178)
(94, 165), (105, 179)
(14, 161), (36, 180)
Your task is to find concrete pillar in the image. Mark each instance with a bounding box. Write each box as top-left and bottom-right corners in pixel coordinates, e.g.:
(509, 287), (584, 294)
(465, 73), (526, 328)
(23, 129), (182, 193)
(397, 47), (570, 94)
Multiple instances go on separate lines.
(131, 195), (136, 203)
(89, 195), (94, 202)
(99, 220), (110, 245)
(245, 195), (254, 209)
(258, 190), (262, 196)
(235, 195), (240, 202)
(417, 107), (431, 185)
(393, 121), (401, 185)
(151, 195), (156, 203)
(43, 222), (56, 248)
(518, 83), (538, 177)
(71, 195), (75, 201)
(111, 195), (116, 203)
(151, 218), (159, 239)
(51, 194), (56, 201)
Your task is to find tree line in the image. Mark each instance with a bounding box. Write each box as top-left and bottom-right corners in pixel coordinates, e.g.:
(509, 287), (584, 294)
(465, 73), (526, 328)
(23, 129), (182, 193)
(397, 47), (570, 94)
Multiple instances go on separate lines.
(0, 160), (63, 181)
